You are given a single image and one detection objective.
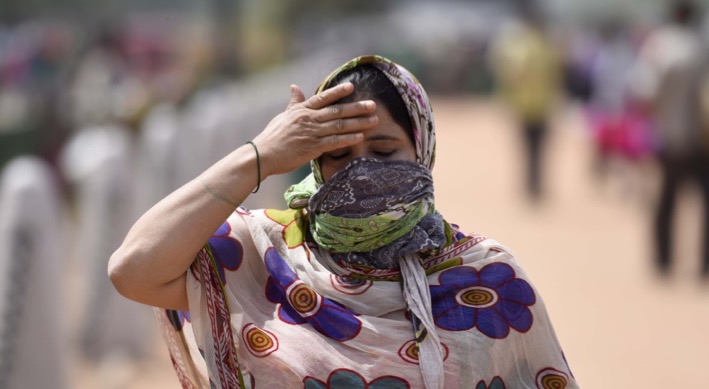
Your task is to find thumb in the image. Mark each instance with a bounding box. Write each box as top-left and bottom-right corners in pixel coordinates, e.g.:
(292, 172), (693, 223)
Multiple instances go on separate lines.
(287, 84), (305, 109)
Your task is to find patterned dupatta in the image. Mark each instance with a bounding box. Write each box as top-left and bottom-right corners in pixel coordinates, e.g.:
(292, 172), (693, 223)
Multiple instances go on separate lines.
(155, 246), (243, 388)
(156, 211), (578, 388)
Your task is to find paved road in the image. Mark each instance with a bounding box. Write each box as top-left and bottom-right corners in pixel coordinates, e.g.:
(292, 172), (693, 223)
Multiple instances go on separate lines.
(77, 98), (709, 388)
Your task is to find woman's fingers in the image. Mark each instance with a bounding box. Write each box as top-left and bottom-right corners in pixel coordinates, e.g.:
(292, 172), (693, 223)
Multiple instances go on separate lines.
(319, 115), (378, 136)
(320, 132), (365, 151)
(254, 82), (379, 175)
(294, 82), (377, 136)
(287, 84), (306, 109)
(313, 100), (376, 123)
(318, 115), (379, 142)
(303, 82), (354, 110)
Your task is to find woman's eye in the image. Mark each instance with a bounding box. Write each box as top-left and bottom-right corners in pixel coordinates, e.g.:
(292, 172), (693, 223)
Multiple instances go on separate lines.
(326, 152), (350, 160)
(374, 150), (395, 157)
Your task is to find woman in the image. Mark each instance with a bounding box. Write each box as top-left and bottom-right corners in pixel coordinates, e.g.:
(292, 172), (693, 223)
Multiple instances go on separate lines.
(109, 55), (577, 388)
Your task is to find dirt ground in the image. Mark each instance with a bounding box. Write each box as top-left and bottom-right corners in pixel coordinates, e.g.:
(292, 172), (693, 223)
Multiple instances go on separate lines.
(76, 98), (709, 388)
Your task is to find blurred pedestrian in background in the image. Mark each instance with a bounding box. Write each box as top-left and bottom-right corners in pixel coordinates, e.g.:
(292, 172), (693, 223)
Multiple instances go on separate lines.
(489, 1), (562, 202)
(629, 0), (709, 277)
(67, 25), (151, 131)
(584, 19), (656, 198)
(0, 21), (76, 169)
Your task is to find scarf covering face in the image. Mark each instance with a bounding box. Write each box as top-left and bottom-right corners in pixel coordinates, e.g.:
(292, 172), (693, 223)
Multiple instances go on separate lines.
(308, 157), (445, 269)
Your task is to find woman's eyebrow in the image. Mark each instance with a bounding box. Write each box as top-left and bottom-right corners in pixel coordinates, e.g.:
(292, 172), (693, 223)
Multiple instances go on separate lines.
(367, 134), (401, 141)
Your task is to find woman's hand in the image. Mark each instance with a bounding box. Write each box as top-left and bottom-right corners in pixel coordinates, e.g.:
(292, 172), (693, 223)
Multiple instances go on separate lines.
(253, 82), (378, 178)
(109, 82), (377, 310)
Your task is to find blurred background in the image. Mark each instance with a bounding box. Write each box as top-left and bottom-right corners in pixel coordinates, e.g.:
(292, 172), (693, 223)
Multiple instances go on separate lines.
(1, 0), (709, 387)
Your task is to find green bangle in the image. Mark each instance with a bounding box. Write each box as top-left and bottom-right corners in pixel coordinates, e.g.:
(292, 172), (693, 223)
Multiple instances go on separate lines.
(246, 141), (260, 193)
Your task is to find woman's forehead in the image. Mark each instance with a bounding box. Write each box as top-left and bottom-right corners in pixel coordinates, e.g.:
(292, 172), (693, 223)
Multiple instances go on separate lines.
(364, 125), (409, 142)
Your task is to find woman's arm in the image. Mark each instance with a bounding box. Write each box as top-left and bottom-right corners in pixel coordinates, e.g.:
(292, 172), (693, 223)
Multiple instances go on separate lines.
(108, 82), (377, 310)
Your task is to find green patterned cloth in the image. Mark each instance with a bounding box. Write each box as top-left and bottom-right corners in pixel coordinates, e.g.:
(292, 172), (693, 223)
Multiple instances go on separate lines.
(307, 158), (440, 257)
(312, 201), (426, 252)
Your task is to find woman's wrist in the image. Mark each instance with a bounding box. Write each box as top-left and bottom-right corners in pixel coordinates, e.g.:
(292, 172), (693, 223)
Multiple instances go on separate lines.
(200, 177), (239, 207)
(199, 142), (264, 207)
(245, 141), (261, 193)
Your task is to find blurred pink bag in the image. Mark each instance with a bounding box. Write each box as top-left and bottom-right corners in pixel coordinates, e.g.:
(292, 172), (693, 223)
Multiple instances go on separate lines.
(587, 108), (657, 160)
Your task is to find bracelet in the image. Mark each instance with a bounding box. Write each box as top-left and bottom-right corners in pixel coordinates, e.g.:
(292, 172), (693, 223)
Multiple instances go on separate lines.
(246, 141), (261, 193)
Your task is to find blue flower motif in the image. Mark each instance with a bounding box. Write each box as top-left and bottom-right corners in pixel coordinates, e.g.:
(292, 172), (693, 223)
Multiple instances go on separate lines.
(430, 263), (536, 339)
(208, 222), (243, 283)
(264, 248), (362, 341)
(476, 376), (506, 389)
(303, 369), (409, 389)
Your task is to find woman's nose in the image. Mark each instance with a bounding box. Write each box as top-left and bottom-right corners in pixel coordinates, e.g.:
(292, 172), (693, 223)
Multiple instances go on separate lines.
(345, 145), (368, 162)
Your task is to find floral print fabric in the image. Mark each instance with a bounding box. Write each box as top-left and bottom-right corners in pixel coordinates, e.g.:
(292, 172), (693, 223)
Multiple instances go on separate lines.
(430, 263), (535, 338)
(158, 207), (578, 388)
(304, 369), (410, 389)
(264, 247), (363, 342)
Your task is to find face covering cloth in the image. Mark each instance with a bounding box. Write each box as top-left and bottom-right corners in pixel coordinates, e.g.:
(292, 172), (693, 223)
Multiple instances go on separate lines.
(308, 157), (445, 268)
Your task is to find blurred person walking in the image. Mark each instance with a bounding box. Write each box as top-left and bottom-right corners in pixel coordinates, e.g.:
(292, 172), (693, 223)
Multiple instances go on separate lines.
(630, 0), (709, 277)
(489, 2), (562, 202)
(585, 21), (656, 197)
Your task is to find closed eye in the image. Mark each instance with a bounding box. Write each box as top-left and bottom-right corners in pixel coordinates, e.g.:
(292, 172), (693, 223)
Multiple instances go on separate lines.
(325, 151), (350, 160)
(374, 150), (395, 157)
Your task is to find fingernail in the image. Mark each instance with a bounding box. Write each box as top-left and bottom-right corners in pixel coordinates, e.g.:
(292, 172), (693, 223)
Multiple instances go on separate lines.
(364, 101), (375, 109)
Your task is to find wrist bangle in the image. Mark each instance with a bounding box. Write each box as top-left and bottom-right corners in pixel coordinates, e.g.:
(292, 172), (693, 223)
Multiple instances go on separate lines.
(246, 141), (261, 193)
